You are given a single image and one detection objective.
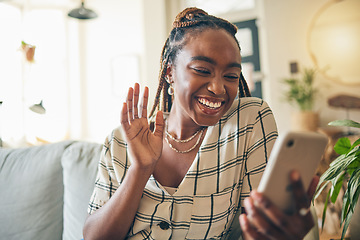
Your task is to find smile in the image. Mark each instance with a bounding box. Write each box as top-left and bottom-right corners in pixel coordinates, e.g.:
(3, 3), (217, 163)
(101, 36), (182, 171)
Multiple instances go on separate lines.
(197, 97), (223, 109)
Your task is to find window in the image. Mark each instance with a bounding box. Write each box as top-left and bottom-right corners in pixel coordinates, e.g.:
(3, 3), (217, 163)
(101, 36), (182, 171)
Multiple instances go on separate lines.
(0, 3), (68, 145)
(234, 19), (262, 98)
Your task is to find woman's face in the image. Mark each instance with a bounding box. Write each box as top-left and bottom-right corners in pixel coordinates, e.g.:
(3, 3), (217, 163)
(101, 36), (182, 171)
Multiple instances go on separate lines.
(170, 28), (241, 127)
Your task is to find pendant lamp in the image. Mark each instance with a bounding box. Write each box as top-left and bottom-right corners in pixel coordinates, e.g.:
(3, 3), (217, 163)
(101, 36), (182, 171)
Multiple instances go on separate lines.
(68, 0), (98, 20)
(29, 100), (46, 114)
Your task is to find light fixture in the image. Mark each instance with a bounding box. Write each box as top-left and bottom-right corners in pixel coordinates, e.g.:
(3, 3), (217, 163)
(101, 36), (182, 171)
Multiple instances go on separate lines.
(29, 100), (46, 114)
(68, 0), (98, 20)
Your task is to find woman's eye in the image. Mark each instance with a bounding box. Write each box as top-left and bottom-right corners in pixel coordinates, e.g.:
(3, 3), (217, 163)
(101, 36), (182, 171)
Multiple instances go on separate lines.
(193, 68), (210, 75)
(225, 75), (239, 81)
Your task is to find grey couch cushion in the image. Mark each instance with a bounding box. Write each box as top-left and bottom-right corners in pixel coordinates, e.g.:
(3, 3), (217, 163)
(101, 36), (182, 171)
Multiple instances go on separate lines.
(0, 141), (73, 240)
(61, 141), (101, 240)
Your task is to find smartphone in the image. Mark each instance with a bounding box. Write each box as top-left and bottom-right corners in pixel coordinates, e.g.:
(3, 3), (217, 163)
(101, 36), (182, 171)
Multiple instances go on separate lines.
(257, 131), (328, 214)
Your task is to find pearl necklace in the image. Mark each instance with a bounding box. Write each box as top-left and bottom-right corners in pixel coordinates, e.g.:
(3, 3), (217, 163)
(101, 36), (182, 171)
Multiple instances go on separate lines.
(165, 127), (205, 154)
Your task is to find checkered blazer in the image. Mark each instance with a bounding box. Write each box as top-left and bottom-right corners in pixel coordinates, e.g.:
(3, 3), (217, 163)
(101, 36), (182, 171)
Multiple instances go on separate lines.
(88, 97), (278, 239)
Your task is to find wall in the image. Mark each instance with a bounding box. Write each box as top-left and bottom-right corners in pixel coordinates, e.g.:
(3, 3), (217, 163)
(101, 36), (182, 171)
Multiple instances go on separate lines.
(69, 0), (166, 142)
(260, 0), (360, 134)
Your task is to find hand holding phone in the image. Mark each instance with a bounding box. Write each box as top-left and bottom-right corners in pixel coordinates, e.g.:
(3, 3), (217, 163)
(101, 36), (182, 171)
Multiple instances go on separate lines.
(257, 131), (328, 214)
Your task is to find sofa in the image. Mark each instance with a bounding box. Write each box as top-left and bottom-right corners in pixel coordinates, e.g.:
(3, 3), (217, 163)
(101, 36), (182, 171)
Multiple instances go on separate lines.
(0, 141), (102, 240)
(0, 140), (320, 240)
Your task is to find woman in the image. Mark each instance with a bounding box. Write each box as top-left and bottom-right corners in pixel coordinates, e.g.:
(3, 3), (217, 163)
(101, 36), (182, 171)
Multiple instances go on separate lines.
(83, 7), (317, 240)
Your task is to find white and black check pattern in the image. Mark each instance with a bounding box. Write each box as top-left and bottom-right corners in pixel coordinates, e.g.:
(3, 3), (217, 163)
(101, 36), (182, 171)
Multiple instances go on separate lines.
(88, 97), (278, 239)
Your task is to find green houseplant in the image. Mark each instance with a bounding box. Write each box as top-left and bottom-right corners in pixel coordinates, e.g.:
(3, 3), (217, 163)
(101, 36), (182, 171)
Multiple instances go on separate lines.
(282, 67), (319, 131)
(282, 67), (317, 111)
(315, 119), (360, 239)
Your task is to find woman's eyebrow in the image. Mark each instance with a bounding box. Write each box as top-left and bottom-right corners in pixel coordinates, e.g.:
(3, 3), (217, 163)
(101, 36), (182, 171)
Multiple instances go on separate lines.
(191, 56), (241, 69)
(228, 62), (242, 69)
(191, 55), (215, 64)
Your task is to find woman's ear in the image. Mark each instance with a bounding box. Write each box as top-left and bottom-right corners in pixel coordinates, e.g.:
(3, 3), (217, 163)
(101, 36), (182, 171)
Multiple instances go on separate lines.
(165, 63), (174, 84)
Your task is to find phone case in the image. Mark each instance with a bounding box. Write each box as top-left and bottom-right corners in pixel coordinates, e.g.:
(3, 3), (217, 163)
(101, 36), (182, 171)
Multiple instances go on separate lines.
(257, 131), (328, 214)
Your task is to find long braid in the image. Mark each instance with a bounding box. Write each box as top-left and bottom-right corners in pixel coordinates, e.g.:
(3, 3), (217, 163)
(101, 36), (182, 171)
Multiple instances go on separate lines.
(149, 7), (251, 119)
(239, 72), (251, 97)
(149, 40), (170, 118)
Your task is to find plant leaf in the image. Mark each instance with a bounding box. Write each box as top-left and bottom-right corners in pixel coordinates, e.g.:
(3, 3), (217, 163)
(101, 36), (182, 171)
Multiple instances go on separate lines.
(314, 181), (331, 200)
(341, 190), (350, 223)
(321, 190), (331, 231)
(348, 168), (360, 209)
(331, 172), (345, 203)
(338, 159), (360, 240)
(334, 137), (352, 155)
(341, 210), (353, 240)
(352, 139), (360, 149)
(341, 202), (353, 239)
(329, 119), (360, 129)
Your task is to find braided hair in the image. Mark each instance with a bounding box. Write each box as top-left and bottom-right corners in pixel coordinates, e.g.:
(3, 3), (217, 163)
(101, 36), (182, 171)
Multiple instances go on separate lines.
(149, 7), (251, 119)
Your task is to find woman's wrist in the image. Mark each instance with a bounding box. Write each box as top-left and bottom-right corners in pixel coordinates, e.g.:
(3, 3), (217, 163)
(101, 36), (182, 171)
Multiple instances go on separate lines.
(129, 162), (155, 179)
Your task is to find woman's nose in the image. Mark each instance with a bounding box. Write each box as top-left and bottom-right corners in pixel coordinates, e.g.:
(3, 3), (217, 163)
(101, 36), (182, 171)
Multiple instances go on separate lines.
(207, 77), (225, 95)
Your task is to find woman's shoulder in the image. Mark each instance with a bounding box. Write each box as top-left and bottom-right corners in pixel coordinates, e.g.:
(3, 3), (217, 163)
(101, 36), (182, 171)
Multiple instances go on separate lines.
(229, 97), (270, 113)
(219, 97), (273, 126)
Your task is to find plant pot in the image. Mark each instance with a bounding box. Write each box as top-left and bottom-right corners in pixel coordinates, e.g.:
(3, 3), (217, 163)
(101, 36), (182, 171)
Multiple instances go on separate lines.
(25, 46), (36, 62)
(291, 111), (319, 132)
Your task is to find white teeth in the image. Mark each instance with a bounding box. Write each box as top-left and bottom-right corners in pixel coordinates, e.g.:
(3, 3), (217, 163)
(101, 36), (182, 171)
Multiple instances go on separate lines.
(198, 98), (222, 109)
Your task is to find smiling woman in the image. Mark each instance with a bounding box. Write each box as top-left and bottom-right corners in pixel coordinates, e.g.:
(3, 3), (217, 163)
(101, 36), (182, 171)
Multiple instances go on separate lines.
(83, 7), (319, 240)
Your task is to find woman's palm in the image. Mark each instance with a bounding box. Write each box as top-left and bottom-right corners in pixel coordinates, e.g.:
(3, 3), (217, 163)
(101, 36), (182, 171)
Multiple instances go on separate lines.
(120, 84), (164, 169)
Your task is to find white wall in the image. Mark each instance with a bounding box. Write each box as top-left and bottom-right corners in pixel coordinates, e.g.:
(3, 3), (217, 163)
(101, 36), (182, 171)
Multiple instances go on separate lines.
(69, 0), (166, 142)
(260, 0), (360, 134)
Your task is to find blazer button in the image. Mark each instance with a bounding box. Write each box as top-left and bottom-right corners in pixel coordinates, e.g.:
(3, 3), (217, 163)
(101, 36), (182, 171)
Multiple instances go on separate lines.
(158, 221), (170, 230)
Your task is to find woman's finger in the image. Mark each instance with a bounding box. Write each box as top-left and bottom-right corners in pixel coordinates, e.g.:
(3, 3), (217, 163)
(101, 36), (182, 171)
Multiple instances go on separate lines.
(288, 170), (314, 236)
(244, 196), (284, 240)
(153, 111), (164, 138)
(290, 171), (312, 217)
(307, 176), (320, 199)
(240, 213), (268, 240)
(133, 83), (140, 119)
(250, 191), (289, 230)
(120, 102), (130, 130)
(127, 87), (134, 121)
(140, 86), (149, 118)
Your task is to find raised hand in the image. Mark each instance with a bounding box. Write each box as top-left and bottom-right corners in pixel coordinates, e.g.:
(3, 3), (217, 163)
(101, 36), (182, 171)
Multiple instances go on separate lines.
(120, 83), (165, 170)
(240, 171), (319, 240)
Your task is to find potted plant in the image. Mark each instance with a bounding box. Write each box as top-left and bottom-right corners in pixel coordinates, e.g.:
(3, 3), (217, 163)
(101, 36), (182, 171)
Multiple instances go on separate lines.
(315, 119), (360, 239)
(21, 41), (36, 63)
(282, 67), (319, 131)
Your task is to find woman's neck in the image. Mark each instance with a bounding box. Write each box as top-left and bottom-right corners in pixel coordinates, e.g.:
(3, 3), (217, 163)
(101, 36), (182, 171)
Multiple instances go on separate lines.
(166, 111), (203, 140)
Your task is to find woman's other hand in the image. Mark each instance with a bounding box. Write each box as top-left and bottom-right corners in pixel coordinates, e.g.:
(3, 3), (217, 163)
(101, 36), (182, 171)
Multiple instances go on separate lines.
(120, 83), (165, 170)
(240, 171), (319, 240)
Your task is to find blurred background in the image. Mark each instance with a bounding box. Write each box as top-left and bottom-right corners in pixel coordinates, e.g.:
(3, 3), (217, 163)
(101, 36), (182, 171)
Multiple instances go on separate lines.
(0, 0), (359, 147)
